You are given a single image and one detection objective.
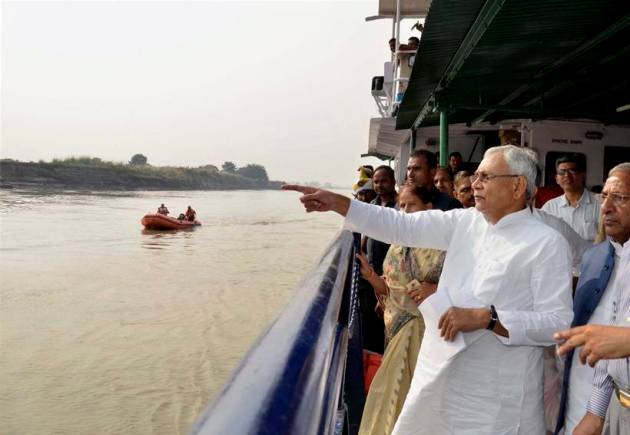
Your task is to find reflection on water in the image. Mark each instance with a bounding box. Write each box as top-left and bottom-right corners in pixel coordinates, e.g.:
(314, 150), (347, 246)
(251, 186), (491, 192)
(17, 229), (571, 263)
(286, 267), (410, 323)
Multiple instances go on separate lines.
(140, 229), (198, 250)
(0, 188), (343, 435)
(0, 189), (144, 213)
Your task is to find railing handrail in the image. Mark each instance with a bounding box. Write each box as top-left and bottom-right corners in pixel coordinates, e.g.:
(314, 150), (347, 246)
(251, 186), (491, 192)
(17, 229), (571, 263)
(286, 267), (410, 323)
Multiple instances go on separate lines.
(190, 230), (358, 435)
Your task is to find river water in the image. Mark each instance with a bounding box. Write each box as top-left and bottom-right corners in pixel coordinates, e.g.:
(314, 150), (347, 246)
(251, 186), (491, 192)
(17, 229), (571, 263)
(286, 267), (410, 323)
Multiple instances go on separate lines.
(0, 189), (343, 435)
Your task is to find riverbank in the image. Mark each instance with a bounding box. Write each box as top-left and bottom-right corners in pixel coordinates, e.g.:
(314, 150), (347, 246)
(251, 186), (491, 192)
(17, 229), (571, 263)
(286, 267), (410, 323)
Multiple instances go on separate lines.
(0, 160), (284, 191)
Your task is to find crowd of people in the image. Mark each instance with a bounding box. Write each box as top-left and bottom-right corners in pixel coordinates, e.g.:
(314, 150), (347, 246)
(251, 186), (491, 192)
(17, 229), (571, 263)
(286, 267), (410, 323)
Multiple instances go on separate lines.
(156, 204), (196, 222)
(283, 145), (630, 435)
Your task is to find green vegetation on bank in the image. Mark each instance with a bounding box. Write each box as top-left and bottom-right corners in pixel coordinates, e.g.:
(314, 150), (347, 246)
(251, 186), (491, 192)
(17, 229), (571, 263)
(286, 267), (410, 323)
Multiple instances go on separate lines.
(0, 156), (283, 190)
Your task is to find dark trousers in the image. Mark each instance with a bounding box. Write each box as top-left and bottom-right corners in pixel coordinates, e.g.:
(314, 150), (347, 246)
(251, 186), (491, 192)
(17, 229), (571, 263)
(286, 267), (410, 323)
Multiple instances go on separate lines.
(358, 278), (385, 354)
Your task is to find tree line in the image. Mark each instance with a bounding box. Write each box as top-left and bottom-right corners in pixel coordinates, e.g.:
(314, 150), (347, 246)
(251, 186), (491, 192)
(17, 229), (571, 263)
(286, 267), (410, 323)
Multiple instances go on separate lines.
(128, 154), (269, 181)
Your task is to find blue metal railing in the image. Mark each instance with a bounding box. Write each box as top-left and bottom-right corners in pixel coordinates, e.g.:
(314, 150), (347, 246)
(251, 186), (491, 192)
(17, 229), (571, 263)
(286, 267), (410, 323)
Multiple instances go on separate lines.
(190, 231), (365, 435)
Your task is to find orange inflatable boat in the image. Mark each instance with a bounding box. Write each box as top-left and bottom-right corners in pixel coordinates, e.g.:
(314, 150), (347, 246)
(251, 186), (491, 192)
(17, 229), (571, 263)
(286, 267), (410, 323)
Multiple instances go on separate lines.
(141, 213), (201, 230)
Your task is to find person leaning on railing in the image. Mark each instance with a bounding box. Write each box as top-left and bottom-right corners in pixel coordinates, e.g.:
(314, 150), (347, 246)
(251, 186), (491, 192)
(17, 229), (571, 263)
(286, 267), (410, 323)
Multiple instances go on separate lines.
(390, 36), (419, 104)
(355, 184), (445, 435)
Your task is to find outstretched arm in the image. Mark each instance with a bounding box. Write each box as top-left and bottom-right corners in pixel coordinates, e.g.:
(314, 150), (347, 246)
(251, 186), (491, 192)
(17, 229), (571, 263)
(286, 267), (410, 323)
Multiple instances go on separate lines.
(283, 184), (459, 250)
(282, 184), (351, 216)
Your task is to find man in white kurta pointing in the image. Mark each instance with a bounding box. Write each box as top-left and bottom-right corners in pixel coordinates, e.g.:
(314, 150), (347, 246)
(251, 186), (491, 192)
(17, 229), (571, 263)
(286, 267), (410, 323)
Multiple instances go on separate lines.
(284, 145), (573, 435)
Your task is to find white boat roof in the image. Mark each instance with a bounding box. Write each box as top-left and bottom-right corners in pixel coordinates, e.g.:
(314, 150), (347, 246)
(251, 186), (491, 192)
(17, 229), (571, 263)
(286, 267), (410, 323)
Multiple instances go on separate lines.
(367, 117), (410, 159)
(366, 0), (431, 21)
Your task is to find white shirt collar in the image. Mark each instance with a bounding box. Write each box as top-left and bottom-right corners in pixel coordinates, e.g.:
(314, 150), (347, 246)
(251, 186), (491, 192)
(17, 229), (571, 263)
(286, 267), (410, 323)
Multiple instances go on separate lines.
(610, 238), (624, 258)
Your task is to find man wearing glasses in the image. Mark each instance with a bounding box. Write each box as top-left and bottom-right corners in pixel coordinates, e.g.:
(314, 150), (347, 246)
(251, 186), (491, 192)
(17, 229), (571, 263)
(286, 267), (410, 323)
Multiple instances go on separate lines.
(542, 154), (601, 243)
(453, 170), (475, 208)
(283, 145), (573, 435)
(554, 162), (630, 435)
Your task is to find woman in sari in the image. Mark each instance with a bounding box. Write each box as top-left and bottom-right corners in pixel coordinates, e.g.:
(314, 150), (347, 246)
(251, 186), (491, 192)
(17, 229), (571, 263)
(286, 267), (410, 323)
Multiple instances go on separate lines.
(357, 184), (446, 435)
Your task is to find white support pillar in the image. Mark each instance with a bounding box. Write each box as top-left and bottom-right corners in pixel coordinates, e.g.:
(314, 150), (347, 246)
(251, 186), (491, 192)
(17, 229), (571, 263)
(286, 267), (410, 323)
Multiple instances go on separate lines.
(397, 133), (411, 187)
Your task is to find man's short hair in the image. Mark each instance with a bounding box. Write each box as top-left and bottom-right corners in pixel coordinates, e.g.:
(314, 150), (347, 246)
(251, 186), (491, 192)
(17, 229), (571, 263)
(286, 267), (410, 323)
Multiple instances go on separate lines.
(408, 36), (420, 45)
(518, 148), (542, 186)
(485, 145), (538, 201)
(449, 151), (462, 159)
(454, 170), (472, 187)
(374, 165), (396, 182)
(400, 183), (433, 204)
(436, 166), (454, 181)
(555, 153), (586, 172)
(410, 149), (437, 169)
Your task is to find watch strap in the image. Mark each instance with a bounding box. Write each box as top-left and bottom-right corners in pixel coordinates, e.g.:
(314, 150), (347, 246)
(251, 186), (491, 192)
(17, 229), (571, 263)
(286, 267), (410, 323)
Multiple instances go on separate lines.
(486, 305), (498, 330)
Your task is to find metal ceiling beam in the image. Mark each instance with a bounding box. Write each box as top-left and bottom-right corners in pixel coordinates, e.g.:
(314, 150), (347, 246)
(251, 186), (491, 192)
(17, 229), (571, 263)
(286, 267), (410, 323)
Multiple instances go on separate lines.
(563, 80), (630, 112)
(455, 104), (543, 114)
(412, 0), (507, 129)
(522, 43), (630, 108)
(472, 12), (630, 124)
(412, 96), (436, 127)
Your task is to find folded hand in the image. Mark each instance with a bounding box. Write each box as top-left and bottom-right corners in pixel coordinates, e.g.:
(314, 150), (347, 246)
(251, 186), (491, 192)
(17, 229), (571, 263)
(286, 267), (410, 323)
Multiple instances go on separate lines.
(438, 307), (490, 342)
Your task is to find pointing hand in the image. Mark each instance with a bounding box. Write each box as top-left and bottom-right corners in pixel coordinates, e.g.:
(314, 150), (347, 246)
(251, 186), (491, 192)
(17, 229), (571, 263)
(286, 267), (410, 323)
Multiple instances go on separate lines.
(282, 184), (351, 216)
(555, 324), (630, 366)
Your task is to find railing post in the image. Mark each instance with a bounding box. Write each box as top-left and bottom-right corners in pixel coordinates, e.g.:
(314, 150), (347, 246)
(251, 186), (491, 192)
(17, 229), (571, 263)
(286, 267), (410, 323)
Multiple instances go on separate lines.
(340, 233), (365, 435)
(440, 111), (449, 166)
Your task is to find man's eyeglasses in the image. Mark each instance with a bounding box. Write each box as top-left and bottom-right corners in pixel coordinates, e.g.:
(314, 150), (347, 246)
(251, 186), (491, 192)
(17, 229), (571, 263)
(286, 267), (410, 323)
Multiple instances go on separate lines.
(556, 168), (581, 176)
(471, 172), (521, 183)
(601, 192), (630, 207)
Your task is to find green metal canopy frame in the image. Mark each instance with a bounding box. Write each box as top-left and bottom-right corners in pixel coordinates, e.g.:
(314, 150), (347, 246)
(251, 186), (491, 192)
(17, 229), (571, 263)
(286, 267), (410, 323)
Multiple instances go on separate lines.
(396, 0), (630, 130)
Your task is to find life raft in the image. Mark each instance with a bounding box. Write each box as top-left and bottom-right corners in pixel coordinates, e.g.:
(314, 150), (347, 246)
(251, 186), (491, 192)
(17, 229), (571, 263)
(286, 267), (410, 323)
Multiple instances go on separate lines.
(141, 213), (201, 230)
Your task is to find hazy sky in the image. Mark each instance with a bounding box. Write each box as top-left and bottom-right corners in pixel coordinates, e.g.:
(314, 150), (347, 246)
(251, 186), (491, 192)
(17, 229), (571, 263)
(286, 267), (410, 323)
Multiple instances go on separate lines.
(2, 1), (419, 186)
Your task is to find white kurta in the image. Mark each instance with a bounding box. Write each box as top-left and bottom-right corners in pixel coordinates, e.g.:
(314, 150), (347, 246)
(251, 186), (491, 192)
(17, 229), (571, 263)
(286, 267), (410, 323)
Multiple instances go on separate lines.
(343, 201), (574, 435)
(532, 208), (590, 274)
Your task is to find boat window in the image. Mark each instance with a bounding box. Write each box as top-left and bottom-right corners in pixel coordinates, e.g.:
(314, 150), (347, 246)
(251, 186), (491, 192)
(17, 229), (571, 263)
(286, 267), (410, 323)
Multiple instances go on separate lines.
(604, 146), (630, 183)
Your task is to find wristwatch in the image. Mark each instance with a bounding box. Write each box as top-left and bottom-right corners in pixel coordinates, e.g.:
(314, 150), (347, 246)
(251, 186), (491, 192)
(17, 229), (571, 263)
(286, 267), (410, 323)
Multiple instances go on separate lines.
(486, 305), (498, 330)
